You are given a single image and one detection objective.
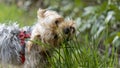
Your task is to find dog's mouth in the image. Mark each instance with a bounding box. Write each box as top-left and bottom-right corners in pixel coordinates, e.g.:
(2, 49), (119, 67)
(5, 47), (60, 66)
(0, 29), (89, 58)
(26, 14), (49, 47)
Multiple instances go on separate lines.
(53, 34), (58, 40)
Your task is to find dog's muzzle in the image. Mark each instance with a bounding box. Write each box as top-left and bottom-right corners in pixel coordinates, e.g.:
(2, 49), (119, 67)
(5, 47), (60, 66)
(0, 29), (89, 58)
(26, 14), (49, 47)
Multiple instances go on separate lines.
(63, 27), (75, 34)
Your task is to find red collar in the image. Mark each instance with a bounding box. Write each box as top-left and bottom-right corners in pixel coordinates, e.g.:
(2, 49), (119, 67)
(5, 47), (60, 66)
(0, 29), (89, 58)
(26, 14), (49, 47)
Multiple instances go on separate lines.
(18, 31), (30, 64)
(18, 31), (31, 45)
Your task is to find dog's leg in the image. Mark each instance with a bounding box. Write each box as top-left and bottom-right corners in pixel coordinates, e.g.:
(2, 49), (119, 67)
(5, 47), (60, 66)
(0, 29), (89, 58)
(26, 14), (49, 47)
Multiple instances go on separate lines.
(27, 28), (41, 52)
(27, 35), (40, 52)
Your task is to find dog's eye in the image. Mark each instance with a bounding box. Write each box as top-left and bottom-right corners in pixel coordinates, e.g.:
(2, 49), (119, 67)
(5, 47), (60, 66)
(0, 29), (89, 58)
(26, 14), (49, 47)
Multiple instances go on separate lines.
(55, 20), (59, 25)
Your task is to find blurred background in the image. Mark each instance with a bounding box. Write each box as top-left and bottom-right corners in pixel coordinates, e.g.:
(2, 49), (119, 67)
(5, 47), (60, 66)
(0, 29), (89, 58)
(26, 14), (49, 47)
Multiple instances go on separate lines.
(0, 0), (112, 25)
(1, 0), (120, 67)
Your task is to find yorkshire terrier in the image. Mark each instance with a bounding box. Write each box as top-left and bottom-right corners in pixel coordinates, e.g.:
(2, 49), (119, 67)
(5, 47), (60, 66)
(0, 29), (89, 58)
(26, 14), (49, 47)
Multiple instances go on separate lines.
(0, 8), (75, 68)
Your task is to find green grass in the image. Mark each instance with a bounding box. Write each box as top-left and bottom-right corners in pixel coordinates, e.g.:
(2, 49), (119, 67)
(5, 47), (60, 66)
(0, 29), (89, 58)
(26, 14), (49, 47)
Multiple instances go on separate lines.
(0, 1), (120, 68)
(0, 4), (36, 26)
(48, 1), (120, 68)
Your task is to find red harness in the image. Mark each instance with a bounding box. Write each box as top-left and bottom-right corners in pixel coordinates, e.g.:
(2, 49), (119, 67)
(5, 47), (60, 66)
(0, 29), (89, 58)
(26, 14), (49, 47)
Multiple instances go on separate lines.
(18, 31), (30, 64)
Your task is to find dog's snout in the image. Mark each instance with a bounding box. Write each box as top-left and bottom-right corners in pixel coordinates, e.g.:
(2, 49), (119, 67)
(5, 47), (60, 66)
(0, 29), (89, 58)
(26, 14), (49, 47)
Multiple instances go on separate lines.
(63, 28), (70, 34)
(63, 27), (75, 34)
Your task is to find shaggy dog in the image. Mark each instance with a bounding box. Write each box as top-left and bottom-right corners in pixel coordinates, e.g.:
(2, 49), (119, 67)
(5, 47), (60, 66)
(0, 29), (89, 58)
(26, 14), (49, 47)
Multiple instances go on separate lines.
(0, 9), (75, 68)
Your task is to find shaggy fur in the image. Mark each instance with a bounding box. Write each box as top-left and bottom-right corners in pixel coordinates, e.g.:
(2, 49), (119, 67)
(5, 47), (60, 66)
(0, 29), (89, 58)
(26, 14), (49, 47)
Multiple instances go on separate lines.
(0, 24), (21, 64)
(0, 9), (75, 68)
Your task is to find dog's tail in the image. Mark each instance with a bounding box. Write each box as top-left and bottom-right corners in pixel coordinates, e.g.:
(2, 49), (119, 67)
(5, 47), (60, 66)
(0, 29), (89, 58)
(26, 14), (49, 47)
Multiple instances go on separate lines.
(0, 23), (22, 65)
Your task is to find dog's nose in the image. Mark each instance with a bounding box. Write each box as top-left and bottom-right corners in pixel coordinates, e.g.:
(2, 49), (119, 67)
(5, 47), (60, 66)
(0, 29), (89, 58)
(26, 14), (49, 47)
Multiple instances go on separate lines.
(63, 28), (70, 34)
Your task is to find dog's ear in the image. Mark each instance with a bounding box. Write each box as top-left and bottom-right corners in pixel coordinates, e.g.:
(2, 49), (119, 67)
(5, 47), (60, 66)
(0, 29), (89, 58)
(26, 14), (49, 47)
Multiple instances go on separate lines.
(37, 8), (46, 19)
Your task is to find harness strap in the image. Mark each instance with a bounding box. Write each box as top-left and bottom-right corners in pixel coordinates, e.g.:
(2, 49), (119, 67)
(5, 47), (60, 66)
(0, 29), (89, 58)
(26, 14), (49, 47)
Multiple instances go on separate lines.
(18, 31), (30, 64)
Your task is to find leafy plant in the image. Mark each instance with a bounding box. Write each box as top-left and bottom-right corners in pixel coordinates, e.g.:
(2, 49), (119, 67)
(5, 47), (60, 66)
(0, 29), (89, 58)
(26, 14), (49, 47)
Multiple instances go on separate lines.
(48, 0), (120, 68)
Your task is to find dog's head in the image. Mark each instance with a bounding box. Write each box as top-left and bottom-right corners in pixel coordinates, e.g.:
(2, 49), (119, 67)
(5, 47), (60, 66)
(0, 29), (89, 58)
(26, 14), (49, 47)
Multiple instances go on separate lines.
(36, 9), (76, 48)
(37, 8), (64, 29)
(59, 19), (76, 42)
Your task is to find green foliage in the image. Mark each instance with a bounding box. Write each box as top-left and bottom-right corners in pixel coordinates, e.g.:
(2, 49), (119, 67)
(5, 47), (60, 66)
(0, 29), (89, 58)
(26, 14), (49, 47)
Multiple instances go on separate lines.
(48, 1), (120, 68)
(0, 4), (22, 21)
(0, 4), (35, 26)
